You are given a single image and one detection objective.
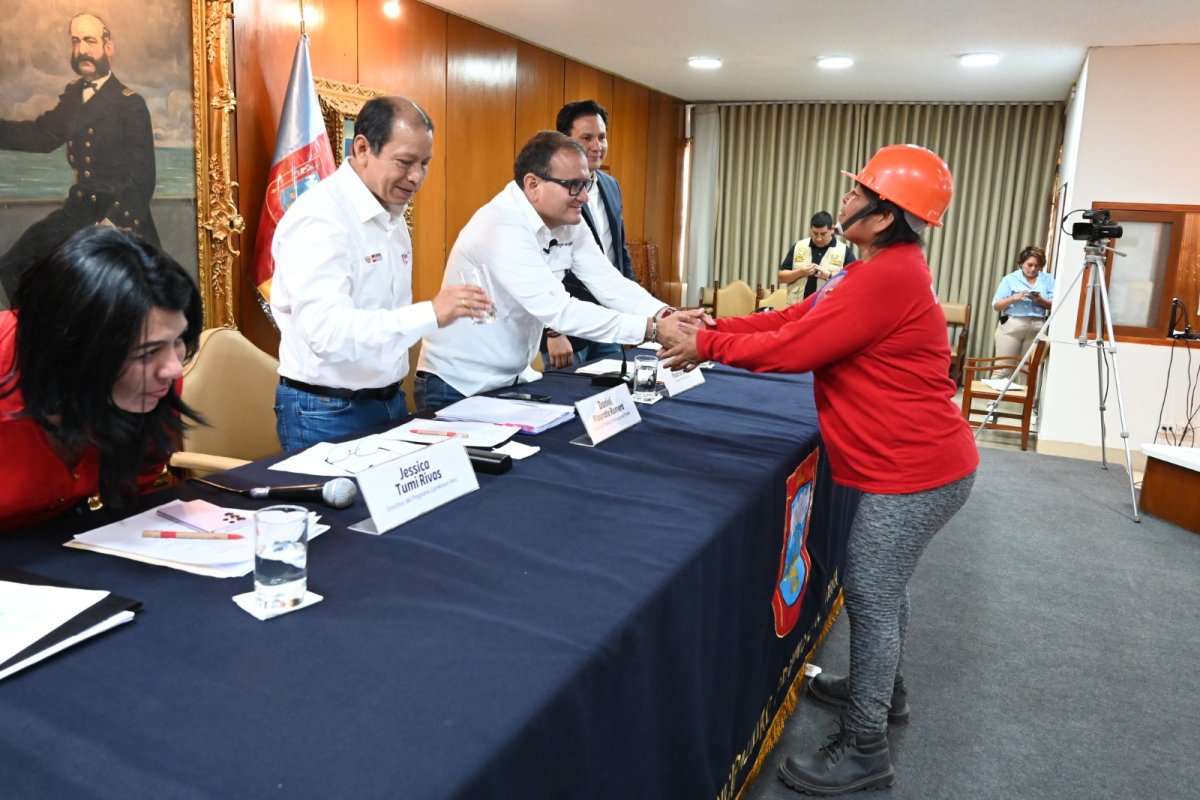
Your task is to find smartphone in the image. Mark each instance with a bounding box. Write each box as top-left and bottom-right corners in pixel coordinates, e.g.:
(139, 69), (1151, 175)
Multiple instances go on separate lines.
(496, 391), (552, 403)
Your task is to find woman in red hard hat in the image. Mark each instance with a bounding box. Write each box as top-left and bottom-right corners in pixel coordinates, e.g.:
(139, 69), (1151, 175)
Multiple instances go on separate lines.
(659, 144), (978, 795)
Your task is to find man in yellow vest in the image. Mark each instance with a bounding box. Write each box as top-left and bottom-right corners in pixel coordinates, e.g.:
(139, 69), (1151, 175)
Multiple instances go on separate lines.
(777, 211), (857, 305)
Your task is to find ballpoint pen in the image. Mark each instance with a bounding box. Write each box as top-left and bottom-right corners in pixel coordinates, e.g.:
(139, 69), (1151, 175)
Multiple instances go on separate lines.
(142, 530), (244, 540)
(410, 429), (469, 438)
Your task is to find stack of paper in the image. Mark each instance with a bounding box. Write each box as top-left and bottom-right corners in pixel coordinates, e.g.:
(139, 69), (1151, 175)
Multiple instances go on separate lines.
(435, 396), (576, 434)
(65, 499), (328, 578)
(382, 418), (519, 448)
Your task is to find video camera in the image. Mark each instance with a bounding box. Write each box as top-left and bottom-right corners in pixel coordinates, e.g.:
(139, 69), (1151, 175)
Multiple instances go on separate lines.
(1071, 209), (1123, 243)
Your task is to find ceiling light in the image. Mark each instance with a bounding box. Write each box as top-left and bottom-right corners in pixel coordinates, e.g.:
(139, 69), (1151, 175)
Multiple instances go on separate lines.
(960, 52), (1000, 68)
(688, 56), (723, 70)
(817, 56), (854, 70)
(383, 2), (401, 19)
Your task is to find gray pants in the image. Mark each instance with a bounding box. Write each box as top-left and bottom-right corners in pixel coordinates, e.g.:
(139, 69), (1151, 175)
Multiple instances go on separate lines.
(843, 472), (976, 734)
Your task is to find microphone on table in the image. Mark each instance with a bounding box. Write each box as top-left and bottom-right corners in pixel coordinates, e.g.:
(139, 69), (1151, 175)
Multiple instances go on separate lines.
(246, 478), (358, 508)
(590, 346), (632, 388)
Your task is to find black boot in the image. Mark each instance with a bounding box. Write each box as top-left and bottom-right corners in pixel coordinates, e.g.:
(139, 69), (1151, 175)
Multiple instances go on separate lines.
(808, 672), (909, 725)
(778, 726), (894, 796)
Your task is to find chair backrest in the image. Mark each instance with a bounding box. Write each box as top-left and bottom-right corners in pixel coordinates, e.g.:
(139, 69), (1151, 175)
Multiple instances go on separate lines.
(179, 327), (281, 462)
(1023, 338), (1049, 395)
(758, 286), (788, 311)
(713, 279), (757, 318)
(943, 301), (971, 385)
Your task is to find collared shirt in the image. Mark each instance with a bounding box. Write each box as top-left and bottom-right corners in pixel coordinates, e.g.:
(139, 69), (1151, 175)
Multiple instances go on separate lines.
(586, 179), (615, 263)
(992, 269), (1056, 318)
(270, 159), (438, 390)
(419, 181), (665, 397)
(82, 72), (111, 103)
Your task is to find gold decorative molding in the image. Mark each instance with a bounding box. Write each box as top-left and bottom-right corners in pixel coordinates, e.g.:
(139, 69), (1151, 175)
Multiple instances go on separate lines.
(193, 0), (242, 328)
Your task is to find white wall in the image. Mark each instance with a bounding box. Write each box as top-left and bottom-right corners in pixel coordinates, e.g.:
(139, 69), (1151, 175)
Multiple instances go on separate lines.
(1039, 44), (1200, 464)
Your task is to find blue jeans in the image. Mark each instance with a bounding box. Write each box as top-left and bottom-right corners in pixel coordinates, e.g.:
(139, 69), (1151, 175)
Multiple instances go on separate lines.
(275, 384), (410, 452)
(540, 339), (624, 370)
(413, 372), (466, 413)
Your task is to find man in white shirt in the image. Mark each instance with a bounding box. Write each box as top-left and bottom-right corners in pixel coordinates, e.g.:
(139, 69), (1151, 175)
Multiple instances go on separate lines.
(540, 100), (638, 369)
(416, 131), (678, 409)
(271, 96), (488, 450)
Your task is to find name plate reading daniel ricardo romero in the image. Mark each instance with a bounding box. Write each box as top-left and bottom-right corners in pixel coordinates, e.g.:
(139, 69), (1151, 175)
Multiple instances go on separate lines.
(572, 384), (642, 447)
(352, 439), (479, 534)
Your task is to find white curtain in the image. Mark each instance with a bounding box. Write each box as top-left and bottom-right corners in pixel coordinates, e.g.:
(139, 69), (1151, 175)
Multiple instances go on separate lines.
(684, 104), (721, 306)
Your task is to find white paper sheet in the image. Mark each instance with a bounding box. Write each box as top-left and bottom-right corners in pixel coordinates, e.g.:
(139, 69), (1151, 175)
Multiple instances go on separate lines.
(0, 581), (109, 665)
(268, 435), (424, 476)
(381, 419), (518, 448)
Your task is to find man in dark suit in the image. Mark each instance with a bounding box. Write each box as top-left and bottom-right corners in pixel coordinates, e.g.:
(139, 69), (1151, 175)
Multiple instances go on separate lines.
(0, 13), (157, 304)
(540, 100), (638, 368)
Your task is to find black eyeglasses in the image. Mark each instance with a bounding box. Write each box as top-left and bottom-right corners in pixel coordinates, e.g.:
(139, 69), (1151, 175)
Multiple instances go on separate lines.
(536, 174), (595, 198)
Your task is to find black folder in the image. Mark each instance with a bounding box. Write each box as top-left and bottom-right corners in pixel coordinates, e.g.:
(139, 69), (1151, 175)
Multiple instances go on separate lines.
(0, 566), (142, 679)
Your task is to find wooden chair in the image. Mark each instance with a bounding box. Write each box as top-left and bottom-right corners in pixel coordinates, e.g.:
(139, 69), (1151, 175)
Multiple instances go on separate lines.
(169, 328), (282, 478)
(943, 301), (971, 386)
(711, 279), (757, 319)
(960, 339), (1048, 451)
(758, 285), (788, 311)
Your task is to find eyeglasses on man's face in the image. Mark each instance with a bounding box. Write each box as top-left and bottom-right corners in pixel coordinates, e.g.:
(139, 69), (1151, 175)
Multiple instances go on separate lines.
(536, 173), (595, 198)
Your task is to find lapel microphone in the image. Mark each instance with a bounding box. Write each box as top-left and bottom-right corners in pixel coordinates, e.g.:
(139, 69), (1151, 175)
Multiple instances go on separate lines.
(542, 238), (559, 254)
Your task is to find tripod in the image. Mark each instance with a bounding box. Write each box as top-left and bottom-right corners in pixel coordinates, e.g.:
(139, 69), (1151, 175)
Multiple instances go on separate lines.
(976, 239), (1141, 521)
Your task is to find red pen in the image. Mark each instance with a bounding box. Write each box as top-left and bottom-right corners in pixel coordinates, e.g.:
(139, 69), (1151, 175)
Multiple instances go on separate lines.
(142, 530), (244, 540)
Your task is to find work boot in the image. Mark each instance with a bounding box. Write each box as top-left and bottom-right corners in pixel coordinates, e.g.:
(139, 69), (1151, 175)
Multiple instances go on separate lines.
(808, 672), (909, 725)
(778, 725), (894, 796)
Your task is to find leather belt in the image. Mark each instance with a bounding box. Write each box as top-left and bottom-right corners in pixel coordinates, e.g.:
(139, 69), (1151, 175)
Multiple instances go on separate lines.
(280, 376), (402, 401)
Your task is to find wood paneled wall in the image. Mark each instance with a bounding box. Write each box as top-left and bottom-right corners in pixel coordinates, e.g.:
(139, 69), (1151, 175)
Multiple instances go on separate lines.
(233, 0), (685, 353)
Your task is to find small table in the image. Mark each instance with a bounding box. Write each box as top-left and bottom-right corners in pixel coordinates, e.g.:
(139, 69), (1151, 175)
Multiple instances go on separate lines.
(1139, 444), (1200, 533)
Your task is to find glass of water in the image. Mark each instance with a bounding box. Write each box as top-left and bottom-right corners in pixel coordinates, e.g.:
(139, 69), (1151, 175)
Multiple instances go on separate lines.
(254, 505), (308, 610)
(461, 262), (497, 324)
(632, 354), (659, 402)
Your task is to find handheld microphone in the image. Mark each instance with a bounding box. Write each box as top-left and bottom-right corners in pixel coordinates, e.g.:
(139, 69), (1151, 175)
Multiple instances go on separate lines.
(542, 238), (559, 254)
(246, 478), (358, 509)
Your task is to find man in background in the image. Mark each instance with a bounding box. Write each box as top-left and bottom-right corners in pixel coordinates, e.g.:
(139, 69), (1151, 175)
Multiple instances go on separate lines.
(270, 96), (487, 450)
(777, 211), (857, 305)
(0, 13), (157, 303)
(540, 100), (638, 369)
(416, 131), (678, 410)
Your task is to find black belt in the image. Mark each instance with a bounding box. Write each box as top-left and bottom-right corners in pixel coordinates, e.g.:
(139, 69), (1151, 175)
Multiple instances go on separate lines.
(280, 376), (402, 401)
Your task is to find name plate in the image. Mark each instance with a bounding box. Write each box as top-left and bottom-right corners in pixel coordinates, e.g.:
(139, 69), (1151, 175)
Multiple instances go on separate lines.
(572, 384), (641, 447)
(353, 439), (478, 534)
(659, 363), (706, 396)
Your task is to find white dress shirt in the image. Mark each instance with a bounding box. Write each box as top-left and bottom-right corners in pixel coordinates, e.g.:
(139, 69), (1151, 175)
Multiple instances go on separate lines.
(270, 160), (438, 390)
(586, 181), (615, 264)
(418, 181), (665, 397)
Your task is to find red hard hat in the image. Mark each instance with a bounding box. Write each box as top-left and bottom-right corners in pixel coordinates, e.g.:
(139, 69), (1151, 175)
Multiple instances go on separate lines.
(841, 144), (954, 227)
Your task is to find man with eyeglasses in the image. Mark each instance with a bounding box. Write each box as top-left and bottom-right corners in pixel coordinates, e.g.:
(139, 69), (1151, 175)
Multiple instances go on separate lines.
(415, 131), (677, 410)
(539, 100), (638, 370)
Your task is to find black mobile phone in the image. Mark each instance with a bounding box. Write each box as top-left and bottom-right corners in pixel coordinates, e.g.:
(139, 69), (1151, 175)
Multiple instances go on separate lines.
(496, 391), (552, 403)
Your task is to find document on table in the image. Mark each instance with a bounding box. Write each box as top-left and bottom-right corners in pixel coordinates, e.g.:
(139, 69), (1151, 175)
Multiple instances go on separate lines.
(269, 434), (424, 476)
(0, 581), (109, 666)
(435, 396), (576, 434)
(382, 418), (519, 448)
(64, 499), (329, 578)
(574, 358), (631, 377)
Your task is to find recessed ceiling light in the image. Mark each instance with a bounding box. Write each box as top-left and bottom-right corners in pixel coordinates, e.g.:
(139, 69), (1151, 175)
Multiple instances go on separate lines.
(817, 56), (854, 70)
(688, 56), (723, 70)
(960, 52), (1000, 68)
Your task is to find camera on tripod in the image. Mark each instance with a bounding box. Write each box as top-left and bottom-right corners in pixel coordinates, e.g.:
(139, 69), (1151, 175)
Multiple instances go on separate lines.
(1071, 209), (1123, 243)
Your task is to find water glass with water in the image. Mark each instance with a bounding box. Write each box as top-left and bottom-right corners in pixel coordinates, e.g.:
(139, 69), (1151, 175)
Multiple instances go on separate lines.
(633, 355), (659, 402)
(254, 505), (308, 610)
(462, 262), (497, 324)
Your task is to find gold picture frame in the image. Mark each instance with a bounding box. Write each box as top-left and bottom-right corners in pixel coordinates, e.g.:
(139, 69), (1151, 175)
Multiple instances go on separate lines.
(194, 0), (242, 328)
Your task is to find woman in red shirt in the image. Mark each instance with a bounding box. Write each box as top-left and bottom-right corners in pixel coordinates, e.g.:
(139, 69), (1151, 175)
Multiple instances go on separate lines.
(0, 227), (202, 531)
(660, 145), (978, 795)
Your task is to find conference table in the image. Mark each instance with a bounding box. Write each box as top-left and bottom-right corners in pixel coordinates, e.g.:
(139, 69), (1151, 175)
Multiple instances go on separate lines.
(0, 365), (857, 800)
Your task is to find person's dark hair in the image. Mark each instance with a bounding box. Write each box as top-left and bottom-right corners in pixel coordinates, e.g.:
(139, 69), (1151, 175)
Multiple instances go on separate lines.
(1018, 245), (1046, 268)
(810, 211), (834, 229)
(856, 184), (924, 249)
(513, 131), (587, 185)
(0, 227), (203, 504)
(354, 96), (434, 154)
(555, 100), (609, 136)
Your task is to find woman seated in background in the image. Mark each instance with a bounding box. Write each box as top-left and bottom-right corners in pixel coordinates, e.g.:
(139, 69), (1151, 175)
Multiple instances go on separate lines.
(0, 227), (203, 532)
(991, 245), (1054, 377)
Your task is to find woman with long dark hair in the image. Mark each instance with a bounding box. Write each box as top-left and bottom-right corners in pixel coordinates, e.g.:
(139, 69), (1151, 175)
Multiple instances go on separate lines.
(1, 226), (202, 531)
(659, 145), (978, 795)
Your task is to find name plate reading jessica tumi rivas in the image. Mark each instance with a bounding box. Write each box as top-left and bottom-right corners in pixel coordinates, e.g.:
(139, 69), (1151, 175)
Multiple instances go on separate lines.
(352, 439), (478, 534)
(658, 363), (706, 397)
(572, 384), (642, 447)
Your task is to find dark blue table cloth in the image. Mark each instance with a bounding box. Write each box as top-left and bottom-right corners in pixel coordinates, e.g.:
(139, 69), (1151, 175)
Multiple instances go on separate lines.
(0, 365), (856, 800)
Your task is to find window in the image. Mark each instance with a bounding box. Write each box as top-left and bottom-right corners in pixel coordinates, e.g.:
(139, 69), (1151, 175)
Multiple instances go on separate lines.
(1075, 203), (1200, 345)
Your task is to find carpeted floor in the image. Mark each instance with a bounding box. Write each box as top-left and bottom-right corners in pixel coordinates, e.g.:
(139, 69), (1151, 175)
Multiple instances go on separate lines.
(743, 446), (1200, 800)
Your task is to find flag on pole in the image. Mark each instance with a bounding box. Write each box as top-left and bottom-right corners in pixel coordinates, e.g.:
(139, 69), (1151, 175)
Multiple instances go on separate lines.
(252, 33), (336, 305)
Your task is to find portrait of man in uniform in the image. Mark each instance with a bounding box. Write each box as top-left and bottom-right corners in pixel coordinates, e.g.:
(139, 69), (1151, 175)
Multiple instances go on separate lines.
(0, 3), (195, 308)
